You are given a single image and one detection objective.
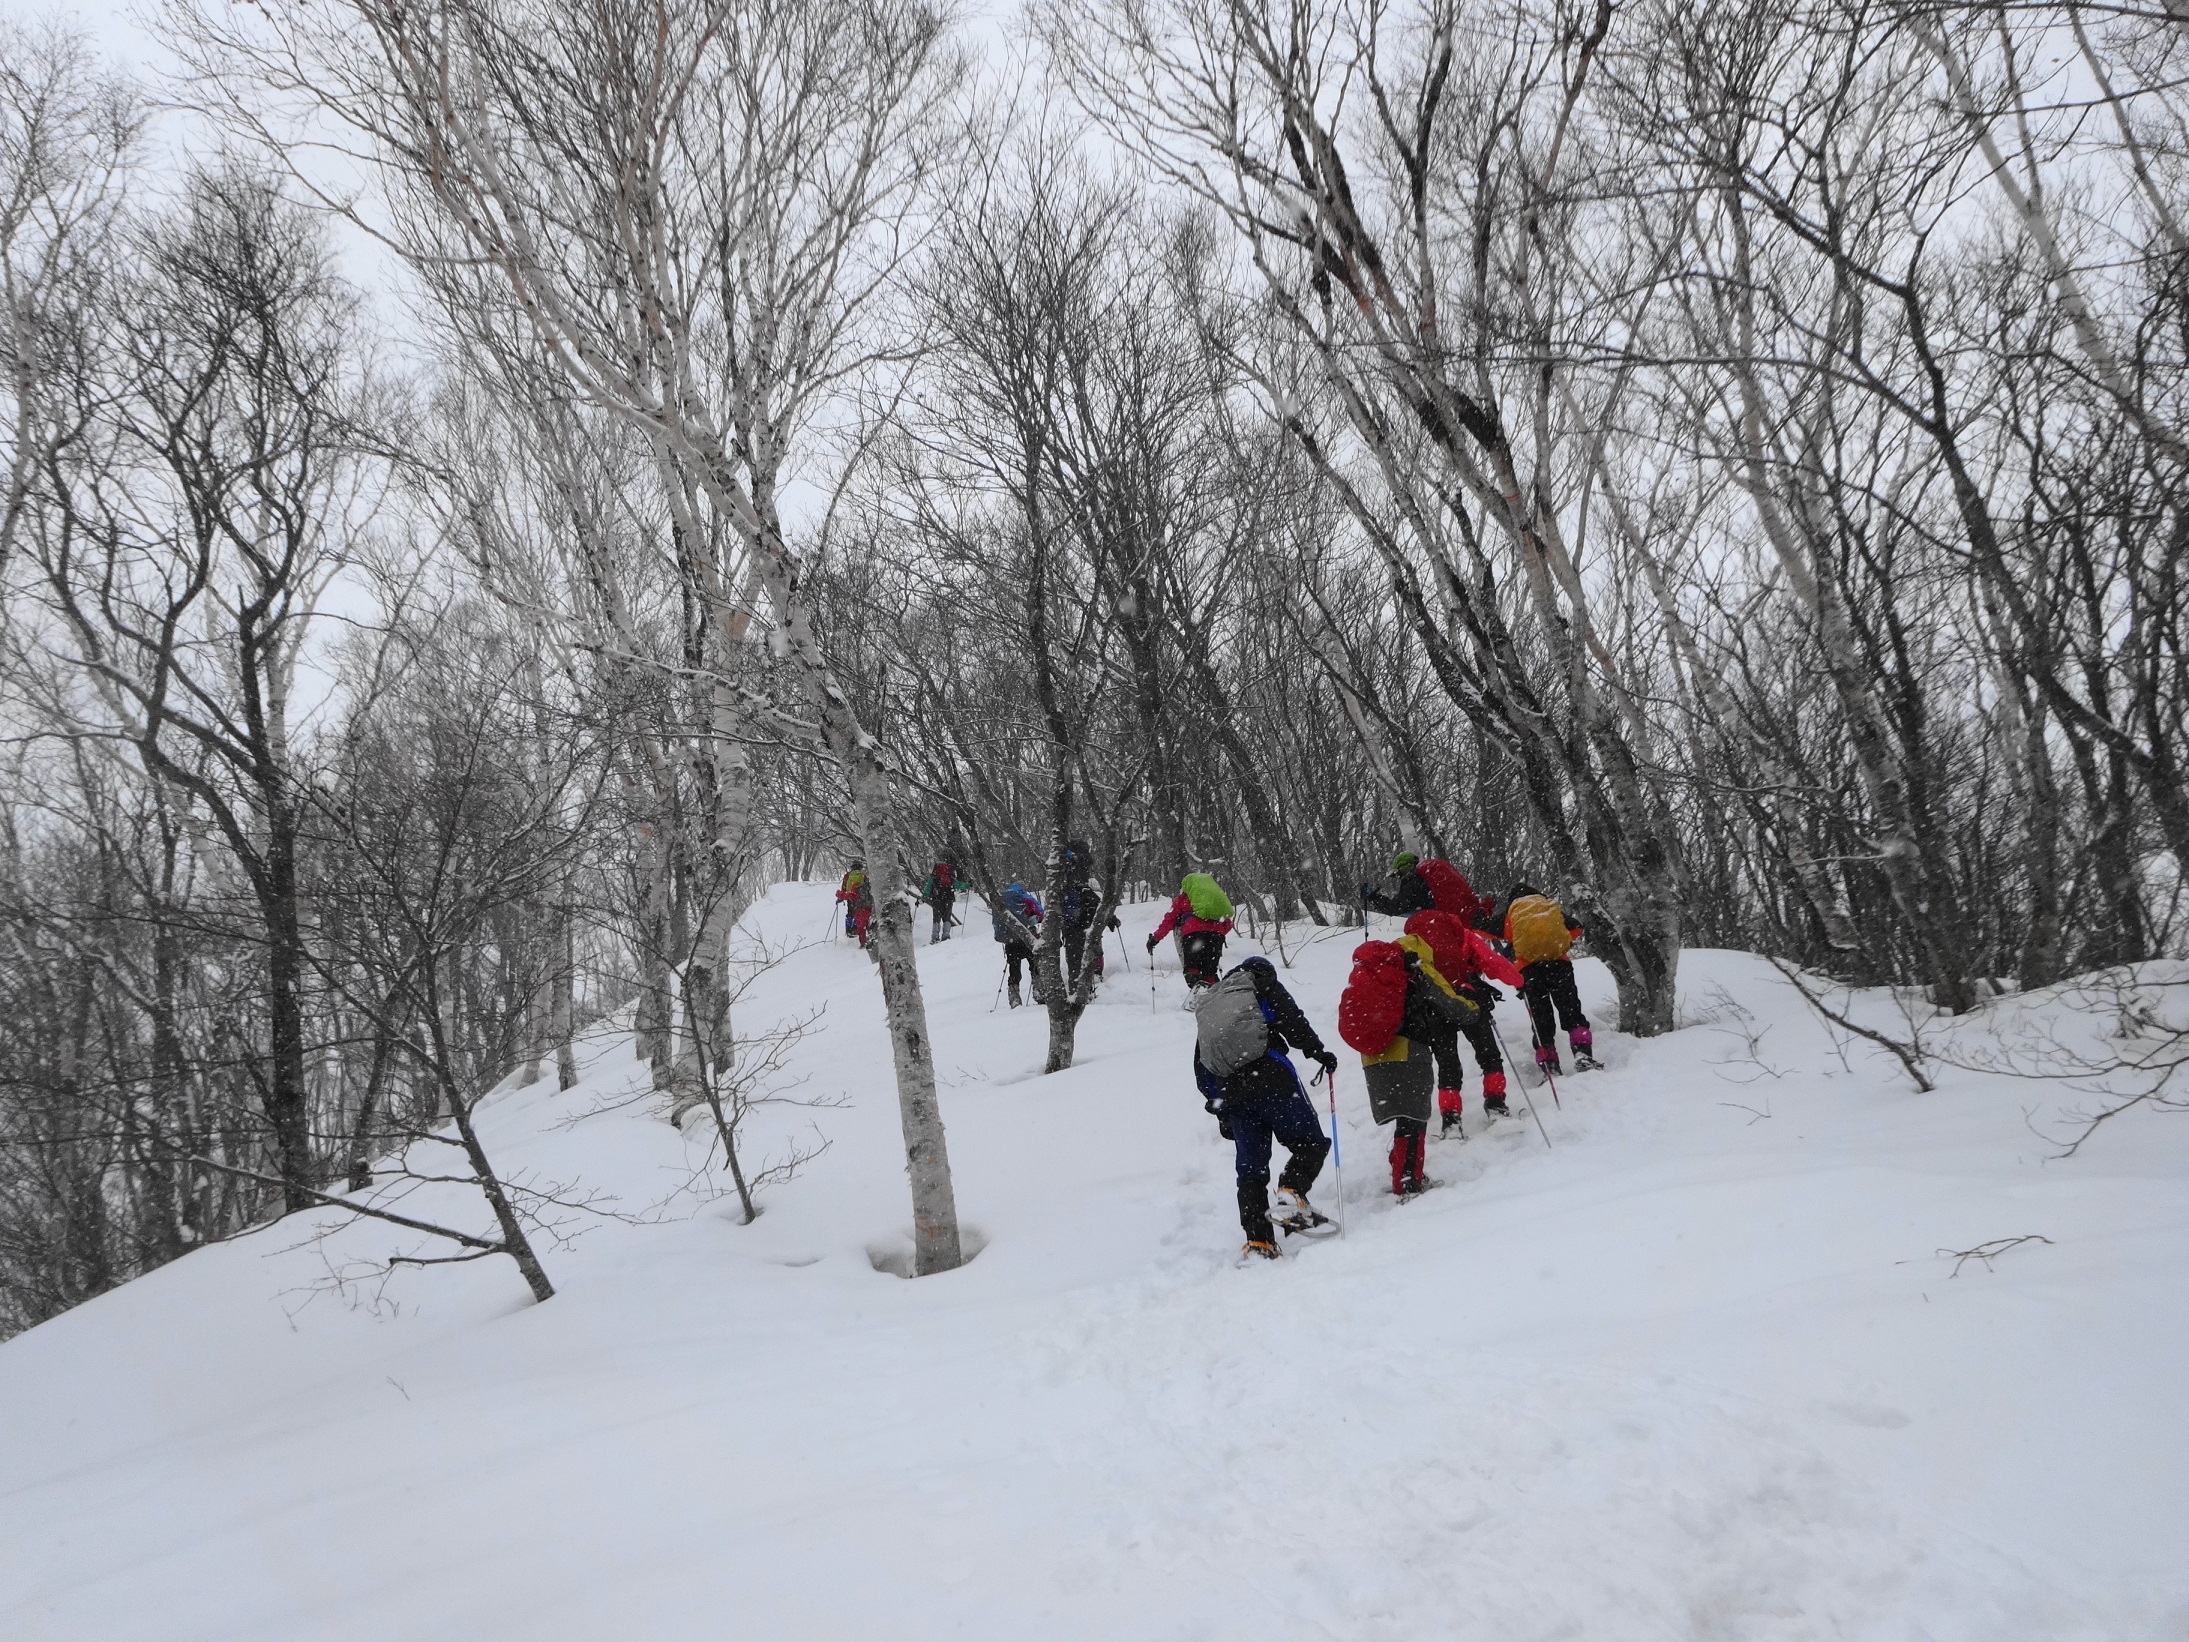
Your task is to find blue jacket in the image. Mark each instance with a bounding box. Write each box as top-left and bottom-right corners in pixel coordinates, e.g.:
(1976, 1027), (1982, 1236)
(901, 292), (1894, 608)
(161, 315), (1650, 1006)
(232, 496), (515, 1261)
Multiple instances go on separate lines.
(992, 884), (1043, 943)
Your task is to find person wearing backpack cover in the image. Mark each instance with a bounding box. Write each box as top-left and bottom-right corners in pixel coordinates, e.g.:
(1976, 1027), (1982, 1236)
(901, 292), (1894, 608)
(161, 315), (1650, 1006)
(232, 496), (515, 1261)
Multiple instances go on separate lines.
(1504, 883), (1598, 1073)
(1364, 853), (1485, 924)
(992, 881), (1045, 1008)
(922, 857), (960, 944)
(1403, 907), (1525, 1130)
(1191, 956), (1341, 1260)
(1361, 851), (1434, 918)
(1341, 935), (1479, 1196)
(836, 862), (874, 949)
(1147, 872), (1235, 991)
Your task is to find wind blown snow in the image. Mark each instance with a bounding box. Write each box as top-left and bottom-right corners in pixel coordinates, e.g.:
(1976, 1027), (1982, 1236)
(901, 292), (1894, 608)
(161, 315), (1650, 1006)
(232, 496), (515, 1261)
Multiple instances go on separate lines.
(1, 883), (2181, 1640)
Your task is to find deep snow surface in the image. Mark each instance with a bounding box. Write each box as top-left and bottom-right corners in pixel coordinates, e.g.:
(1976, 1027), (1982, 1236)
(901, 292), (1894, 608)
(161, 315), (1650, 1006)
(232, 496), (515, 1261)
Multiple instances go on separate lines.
(1, 883), (2183, 1640)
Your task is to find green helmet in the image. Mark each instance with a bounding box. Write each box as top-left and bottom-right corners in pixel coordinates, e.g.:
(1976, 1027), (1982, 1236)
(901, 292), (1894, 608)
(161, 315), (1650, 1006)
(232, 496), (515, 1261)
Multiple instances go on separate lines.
(1391, 851), (1419, 873)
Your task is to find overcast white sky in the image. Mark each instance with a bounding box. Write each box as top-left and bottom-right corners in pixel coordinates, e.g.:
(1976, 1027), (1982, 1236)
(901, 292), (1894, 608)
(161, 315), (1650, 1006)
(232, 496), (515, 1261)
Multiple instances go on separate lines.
(57, 0), (168, 73)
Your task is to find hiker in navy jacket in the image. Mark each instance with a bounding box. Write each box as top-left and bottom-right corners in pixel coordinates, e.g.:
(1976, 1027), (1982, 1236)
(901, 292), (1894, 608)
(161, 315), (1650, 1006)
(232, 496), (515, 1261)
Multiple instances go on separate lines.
(1192, 957), (1339, 1258)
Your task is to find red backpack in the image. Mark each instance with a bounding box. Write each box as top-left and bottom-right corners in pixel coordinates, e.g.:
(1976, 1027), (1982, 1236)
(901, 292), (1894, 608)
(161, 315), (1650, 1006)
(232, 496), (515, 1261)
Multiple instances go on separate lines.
(1418, 859), (1480, 923)
(1338, 941), (1412, 1056)
(1402, 909), (1471, 983)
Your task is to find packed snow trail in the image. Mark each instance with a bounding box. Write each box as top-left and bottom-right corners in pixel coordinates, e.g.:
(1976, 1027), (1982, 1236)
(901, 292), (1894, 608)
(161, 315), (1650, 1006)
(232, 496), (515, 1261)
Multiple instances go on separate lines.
(1, 883), (2183, 1639)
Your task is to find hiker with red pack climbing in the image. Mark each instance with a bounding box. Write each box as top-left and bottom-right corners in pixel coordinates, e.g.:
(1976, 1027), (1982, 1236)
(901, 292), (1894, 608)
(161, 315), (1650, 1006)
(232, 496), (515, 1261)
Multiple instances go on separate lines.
(1361, 851), (1434, 917)
(1192, 957), (1340, 1261)
(1403, 907), (1525, 1130)
(921, 857), (959, 945)
(1339, 935), (1480, 1197)
(1364, 853), (1485, 926)
(836, 861), (874, 949)
(1503, 883), (1598, 1073)
(1147, 872), (1235, 991)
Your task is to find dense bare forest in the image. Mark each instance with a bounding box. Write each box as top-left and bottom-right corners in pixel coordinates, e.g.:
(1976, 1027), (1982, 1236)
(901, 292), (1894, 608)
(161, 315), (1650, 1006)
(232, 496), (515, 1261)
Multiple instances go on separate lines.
(1, 0), (2182, 1331)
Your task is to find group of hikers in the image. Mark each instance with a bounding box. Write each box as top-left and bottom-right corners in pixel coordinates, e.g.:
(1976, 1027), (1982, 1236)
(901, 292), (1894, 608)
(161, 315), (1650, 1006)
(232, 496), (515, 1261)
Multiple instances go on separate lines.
(835, 843), (1117, 1009)
(1184, 851), (1598, 1259)
(837, 847), (1597, 1263)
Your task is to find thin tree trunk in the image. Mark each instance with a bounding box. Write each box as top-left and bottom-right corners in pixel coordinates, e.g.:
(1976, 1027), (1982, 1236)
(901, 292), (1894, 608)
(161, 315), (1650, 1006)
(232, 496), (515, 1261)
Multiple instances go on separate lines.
(552, 907), (578, 1091)
(347, 1026), (394, 1193)
(424, 1010), (555, 1304)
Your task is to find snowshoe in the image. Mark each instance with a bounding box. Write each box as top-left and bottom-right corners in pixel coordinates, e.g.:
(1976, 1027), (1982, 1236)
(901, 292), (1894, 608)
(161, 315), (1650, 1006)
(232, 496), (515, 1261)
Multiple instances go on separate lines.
(1482, 1098), (1511, 1119)
(1240, 1238), (1283, 1262)
(1439, 1111), (1466, 1138)
(1572, 1053), (1602, 1072)
(1273, 1188), (1334, 1237)
(1394, 1176), (1443, 1202)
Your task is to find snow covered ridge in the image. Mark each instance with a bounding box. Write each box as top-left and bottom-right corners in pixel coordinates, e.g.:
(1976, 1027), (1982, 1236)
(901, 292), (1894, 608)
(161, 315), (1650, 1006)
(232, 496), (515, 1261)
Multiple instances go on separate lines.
(1, 884), (2183, 1640)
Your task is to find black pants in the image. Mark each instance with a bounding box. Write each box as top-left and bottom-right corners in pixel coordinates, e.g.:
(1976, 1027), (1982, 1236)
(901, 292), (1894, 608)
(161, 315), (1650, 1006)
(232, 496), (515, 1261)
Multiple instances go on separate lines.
(929, 893), (955, 943)
(1228, 1080), (1330, 1242)
(1062, 918), (1104, 985)
(1422, 1031), (1468, 1090)
(1522, 958), (1587, 1047)
(1004, 941), (1034, 997)
(1180, 930), (1225, 988)
(1460, 984), (1503, 1075)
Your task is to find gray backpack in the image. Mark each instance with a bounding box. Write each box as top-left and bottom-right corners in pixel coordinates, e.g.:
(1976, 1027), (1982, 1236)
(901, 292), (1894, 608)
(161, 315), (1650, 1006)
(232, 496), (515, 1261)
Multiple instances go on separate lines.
(1195, 967), (1270, 1077)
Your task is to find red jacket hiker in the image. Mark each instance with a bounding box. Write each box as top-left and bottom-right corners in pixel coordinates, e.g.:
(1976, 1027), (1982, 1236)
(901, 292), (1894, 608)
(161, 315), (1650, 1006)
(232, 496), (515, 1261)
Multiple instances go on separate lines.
(1403, 908), (1523, 1127)
(1150, 886), (1236, 991)
(1150, 893), (1233, 943)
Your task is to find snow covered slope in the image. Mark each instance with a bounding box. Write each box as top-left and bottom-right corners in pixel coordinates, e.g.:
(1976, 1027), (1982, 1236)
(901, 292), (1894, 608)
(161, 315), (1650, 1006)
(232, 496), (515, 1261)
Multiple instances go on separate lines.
(1, 883), (2183, 1640)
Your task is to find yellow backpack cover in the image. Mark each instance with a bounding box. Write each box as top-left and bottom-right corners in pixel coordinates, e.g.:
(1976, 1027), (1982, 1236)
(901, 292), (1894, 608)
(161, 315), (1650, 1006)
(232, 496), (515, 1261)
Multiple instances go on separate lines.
(1507, 895), (1573, 964)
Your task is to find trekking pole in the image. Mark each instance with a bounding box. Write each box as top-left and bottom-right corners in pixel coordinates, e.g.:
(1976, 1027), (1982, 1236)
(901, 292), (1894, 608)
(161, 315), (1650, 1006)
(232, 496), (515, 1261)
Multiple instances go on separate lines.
(1316, 1062), (1347, 1236)
(1114, 926), (1132, 970)
(1530, 1009), (1564, 1110)
(991, 965), (1006, 1013)
(1489, 1015), (1554, 1150)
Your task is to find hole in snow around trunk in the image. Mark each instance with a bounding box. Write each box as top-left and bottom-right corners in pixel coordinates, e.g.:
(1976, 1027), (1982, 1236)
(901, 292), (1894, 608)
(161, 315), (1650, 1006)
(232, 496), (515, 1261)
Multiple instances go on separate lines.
(864, 1225), (990, 1278)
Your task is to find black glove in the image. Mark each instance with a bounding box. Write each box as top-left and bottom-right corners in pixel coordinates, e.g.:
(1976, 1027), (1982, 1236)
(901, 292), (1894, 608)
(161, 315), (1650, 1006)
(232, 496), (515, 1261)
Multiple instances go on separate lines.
(1217, 1115), (1233, 1141)
(1146, 934), (1158, 952)
(1312, 1049), (1338, 1079)
(1359, 883), (1376, 901)
(1477, 984), (1503, 1004)
(1107, 914), (1121, 931)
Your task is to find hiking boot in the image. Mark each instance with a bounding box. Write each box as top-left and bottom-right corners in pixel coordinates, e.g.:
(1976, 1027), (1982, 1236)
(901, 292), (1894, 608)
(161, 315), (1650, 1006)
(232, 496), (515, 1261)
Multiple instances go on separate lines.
(1007, 984), (1023, 1009)
(1573, 1052), (1601, 1072)
(1440, 1110), (1465, 1136)
(1483, 1096), (1511, 1117)
(1241, 1239), (1282, 1262)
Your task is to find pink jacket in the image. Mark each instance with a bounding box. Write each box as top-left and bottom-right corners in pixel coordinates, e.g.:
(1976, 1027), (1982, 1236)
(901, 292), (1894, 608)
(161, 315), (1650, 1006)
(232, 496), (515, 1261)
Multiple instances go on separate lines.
(1151, 893), (1234, 942)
